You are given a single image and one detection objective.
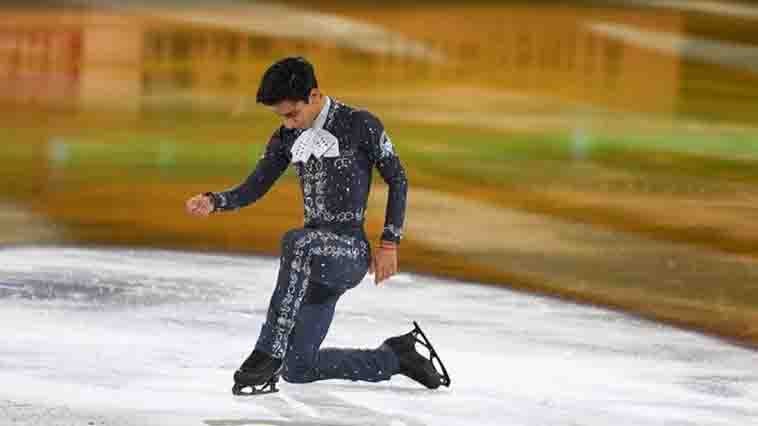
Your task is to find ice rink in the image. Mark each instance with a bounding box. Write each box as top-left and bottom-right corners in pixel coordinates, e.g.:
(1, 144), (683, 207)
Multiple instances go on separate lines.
(0, 246), (756, 426)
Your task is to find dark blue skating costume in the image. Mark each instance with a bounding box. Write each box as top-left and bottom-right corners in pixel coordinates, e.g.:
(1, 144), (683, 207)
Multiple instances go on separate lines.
(208, 97), (407, 383)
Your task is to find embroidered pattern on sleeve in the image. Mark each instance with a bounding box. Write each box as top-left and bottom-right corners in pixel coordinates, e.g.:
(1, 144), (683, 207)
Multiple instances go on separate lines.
(379, 131), (395, 159)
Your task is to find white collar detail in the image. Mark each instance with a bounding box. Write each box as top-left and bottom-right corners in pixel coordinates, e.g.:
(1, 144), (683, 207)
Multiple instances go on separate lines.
(290, 97), (339, 164)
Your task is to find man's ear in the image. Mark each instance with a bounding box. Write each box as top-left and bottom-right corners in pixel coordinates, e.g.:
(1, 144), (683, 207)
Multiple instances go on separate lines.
(307, 88), (321, 103)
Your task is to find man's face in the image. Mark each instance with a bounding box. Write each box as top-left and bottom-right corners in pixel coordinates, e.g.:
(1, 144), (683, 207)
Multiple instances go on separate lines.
(268, 90), (322, 129)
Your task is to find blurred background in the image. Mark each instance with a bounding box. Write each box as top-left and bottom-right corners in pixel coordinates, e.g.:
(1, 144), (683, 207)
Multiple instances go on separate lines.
(1, 0), (757, 346)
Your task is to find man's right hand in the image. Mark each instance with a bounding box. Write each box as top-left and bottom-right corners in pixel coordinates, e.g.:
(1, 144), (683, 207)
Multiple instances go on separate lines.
(186, 194), (215, 216)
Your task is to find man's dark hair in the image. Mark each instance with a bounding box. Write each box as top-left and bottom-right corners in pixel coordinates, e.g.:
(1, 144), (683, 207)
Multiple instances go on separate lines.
(256, 57), (318, 105)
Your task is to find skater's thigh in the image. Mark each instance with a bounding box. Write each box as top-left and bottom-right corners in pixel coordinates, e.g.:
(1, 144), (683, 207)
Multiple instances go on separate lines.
(306, 235), (370, 292)
(310, 252), (368, 292)
(280, 228), (370, 292)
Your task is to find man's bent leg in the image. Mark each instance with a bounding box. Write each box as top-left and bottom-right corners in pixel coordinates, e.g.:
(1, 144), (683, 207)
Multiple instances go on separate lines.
(255, 228), (317, 359)
(255, 228), (370, 359)
(255, 228), (398, 383)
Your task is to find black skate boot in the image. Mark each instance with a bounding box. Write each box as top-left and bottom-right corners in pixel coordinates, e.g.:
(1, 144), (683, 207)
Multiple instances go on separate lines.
(232, 349), (283, 396)
(383, 321), (451, 389)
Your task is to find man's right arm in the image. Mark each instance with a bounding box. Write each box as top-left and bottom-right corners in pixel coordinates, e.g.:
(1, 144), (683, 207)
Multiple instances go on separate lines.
(205, 129), (291, 212)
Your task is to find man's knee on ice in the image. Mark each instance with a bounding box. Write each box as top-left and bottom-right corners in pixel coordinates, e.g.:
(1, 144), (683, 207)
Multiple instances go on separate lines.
(282, 357), (317, 383)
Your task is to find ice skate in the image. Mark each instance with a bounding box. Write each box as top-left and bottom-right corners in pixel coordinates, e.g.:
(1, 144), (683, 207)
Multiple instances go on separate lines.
(384, 321), (451, 389)
(232, 349), (283, 396)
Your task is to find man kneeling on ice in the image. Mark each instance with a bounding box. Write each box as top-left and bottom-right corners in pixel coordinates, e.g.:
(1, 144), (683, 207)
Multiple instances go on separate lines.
(186, 57), (450, 395)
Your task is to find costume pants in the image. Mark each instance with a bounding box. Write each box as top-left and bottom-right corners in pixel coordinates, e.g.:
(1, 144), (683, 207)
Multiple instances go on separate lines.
(254, 227), (400, 383)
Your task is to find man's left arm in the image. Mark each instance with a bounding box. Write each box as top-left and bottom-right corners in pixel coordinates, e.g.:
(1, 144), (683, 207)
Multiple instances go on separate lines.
(356, 111), (408, 284)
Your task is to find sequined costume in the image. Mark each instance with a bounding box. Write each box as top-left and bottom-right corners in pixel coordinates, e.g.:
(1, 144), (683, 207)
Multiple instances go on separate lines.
(208, 97), (408, 383)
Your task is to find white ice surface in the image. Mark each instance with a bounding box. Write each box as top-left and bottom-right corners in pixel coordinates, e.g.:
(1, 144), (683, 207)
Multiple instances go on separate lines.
(0, 246), (756, 426)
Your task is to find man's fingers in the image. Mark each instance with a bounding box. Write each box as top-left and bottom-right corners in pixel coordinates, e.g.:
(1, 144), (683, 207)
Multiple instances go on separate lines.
(379, 263), (391, 285)
(372, 249), (400, 286)
(186, 195), (212, 216)
(375, 260), (384, 285)
(197, 197), (208, 212)
(373, 250), (399, 286)
(190, 201), (203, 215)
(385, 266), (395, 281)
(186, 199), (198, 215)
(199, 199), (211, 215)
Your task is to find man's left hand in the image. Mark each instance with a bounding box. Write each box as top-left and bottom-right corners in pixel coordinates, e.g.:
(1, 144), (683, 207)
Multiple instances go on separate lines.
(370, 242), (398, 286)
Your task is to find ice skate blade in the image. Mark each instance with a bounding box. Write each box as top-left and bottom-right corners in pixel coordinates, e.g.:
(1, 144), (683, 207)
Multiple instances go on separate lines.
(232, 381), (279, 396)
(412, 321), (452, 387)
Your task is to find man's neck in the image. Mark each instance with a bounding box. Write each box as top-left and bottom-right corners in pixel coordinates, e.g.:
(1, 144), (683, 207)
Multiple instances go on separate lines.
(311, 95), (331, 130)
